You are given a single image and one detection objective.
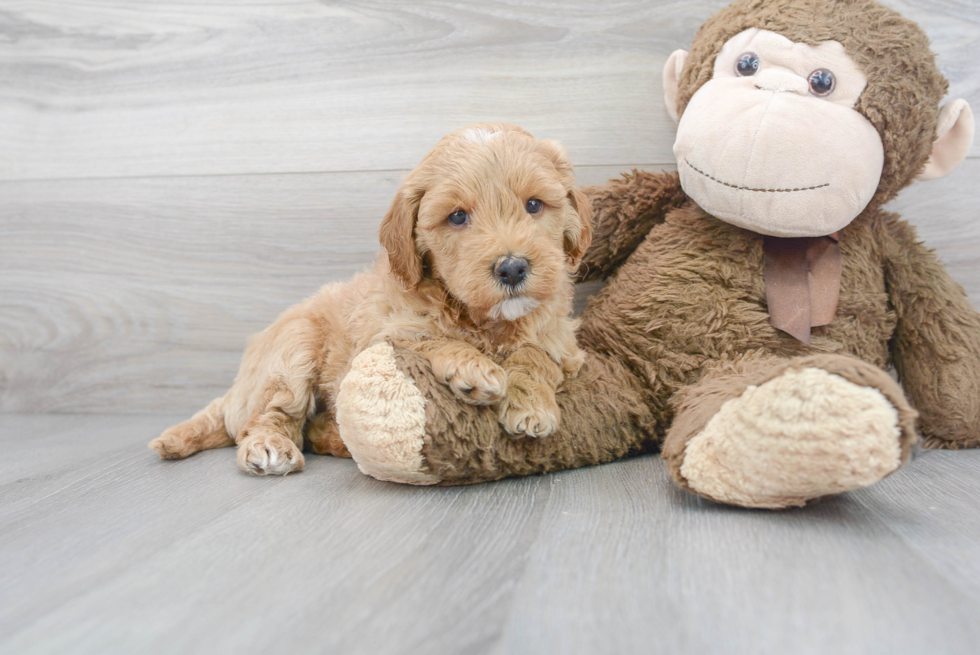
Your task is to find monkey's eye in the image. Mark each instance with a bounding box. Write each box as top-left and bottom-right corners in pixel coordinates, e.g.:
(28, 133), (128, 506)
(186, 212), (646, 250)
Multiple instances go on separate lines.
(736, 53), (760, 76)
(808, 69), (836, 97)
(447, 209), (469, 226)
(525, 199), (543, 215)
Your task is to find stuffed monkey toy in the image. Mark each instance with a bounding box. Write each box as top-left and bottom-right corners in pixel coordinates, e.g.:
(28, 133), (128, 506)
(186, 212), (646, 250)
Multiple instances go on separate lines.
(336, 0), (978, 508)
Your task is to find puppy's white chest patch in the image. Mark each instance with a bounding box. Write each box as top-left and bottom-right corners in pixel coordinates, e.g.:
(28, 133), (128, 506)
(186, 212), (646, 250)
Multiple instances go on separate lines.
(491, 297), (540, 321)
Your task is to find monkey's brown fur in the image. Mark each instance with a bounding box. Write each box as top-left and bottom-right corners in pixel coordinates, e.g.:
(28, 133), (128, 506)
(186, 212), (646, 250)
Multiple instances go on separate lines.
(360, 0), (980, 506)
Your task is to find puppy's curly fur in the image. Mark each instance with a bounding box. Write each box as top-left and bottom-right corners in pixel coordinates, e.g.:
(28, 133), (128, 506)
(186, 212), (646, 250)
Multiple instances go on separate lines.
(150, 123), (593, 475)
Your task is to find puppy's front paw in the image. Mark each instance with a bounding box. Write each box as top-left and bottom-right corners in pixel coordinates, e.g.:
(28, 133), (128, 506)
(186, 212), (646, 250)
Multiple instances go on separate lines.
(236, 431), (304, 476)
(562, 349), (586, 380)
(441, 357), (507, 405)
(499, 391), (560, 438)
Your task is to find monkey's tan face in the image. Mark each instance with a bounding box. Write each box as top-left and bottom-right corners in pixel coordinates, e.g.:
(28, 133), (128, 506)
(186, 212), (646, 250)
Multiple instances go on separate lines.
(674, 28), (885, 237)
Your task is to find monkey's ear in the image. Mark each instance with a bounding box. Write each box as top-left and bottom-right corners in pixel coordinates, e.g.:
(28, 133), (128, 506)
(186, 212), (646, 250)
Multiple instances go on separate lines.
(564, 187), (594, 268)
(663, 49), (688, 124)
(917, 100), (975, 181)
(379, 186), (424, 289)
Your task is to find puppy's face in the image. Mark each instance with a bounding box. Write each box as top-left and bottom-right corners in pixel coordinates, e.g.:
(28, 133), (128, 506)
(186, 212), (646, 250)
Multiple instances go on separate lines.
(380, 124), (592, 322)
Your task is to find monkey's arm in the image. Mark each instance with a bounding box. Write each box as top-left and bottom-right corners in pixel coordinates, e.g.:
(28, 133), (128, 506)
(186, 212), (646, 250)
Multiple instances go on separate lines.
(578, 170), (688, 281)
(881, 214), (980, 448)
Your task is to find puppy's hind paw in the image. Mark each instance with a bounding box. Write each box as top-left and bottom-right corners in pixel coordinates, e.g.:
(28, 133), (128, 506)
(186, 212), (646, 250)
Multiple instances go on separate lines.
(149, 403), (233, 460)
(237, 431), (304, 476)
(150, 420), (228, 460)
(500, 395), (560, 438)
(149, 433), (189, 460)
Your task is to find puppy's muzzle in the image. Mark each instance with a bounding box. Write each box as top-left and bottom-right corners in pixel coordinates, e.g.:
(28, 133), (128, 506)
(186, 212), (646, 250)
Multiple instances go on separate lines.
(493, 256), (529, 287)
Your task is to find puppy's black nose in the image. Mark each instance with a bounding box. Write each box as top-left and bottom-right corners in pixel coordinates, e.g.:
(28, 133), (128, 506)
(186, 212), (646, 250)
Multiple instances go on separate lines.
(494, 256), (529, 287)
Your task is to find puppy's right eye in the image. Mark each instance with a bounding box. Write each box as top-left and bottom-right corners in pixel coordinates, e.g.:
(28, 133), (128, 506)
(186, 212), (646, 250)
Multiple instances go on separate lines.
(447, 210), (469, 226)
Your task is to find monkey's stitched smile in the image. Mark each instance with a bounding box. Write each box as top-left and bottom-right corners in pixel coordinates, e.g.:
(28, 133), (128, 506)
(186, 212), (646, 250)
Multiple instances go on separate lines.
(684, 158), (830, 193)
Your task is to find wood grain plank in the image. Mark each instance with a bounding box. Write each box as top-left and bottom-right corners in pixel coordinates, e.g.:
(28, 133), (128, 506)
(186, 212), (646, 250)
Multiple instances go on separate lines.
(0, 415), (287, 638)
(0, 414), (553, 654)
(0, 413), (184, 488)
(1, 0), (976, 181)
(0, 171), (393, 413)
(2, 415), (979, 654)
(2, 161), (978, 414)
(852, 449), (980, 602)
(492, 455), (980, 655)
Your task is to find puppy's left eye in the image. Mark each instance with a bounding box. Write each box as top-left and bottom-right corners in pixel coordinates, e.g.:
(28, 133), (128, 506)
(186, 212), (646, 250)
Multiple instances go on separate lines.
(447, 210), (469, 226)
(525, 199), (543, 215)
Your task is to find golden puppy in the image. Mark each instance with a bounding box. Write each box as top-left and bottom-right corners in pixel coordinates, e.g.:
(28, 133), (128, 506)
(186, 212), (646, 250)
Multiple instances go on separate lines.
(149, 123), (592, 475)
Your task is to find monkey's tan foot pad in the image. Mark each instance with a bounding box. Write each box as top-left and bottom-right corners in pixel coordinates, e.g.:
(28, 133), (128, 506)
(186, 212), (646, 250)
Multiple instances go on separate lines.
(237, 431), (305, 476)
(678, 367), (902, 509)
(337, 342), (440, 485)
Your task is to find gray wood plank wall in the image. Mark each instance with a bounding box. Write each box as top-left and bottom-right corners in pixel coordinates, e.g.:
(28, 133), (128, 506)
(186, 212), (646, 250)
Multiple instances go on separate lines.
(2, 0), (978, 414)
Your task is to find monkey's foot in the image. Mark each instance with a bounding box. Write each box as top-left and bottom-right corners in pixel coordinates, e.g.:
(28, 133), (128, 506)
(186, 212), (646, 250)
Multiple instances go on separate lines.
(677, 367), (904, 508)
(337, 342), (440, 485)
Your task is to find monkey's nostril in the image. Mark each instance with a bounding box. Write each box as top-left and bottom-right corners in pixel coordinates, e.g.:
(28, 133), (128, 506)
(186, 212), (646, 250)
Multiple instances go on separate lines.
(494, 256), (529, 287)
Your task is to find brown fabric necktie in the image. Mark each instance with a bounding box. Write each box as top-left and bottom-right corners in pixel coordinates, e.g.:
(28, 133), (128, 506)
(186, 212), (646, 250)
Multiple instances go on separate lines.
(763, 233), (841, 344)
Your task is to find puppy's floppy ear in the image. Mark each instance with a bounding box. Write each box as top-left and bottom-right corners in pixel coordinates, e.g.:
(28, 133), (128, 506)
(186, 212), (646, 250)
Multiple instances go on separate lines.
(536, 139), (594, 267)
(564, 187), (593, 267)
(379, 185), (424, 289)
(538, 139), (575, 188)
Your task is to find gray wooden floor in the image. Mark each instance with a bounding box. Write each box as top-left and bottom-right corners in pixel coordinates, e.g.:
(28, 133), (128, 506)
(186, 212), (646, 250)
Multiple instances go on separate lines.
(3, 1), (980, 653)
(2, 415), (980, 655)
